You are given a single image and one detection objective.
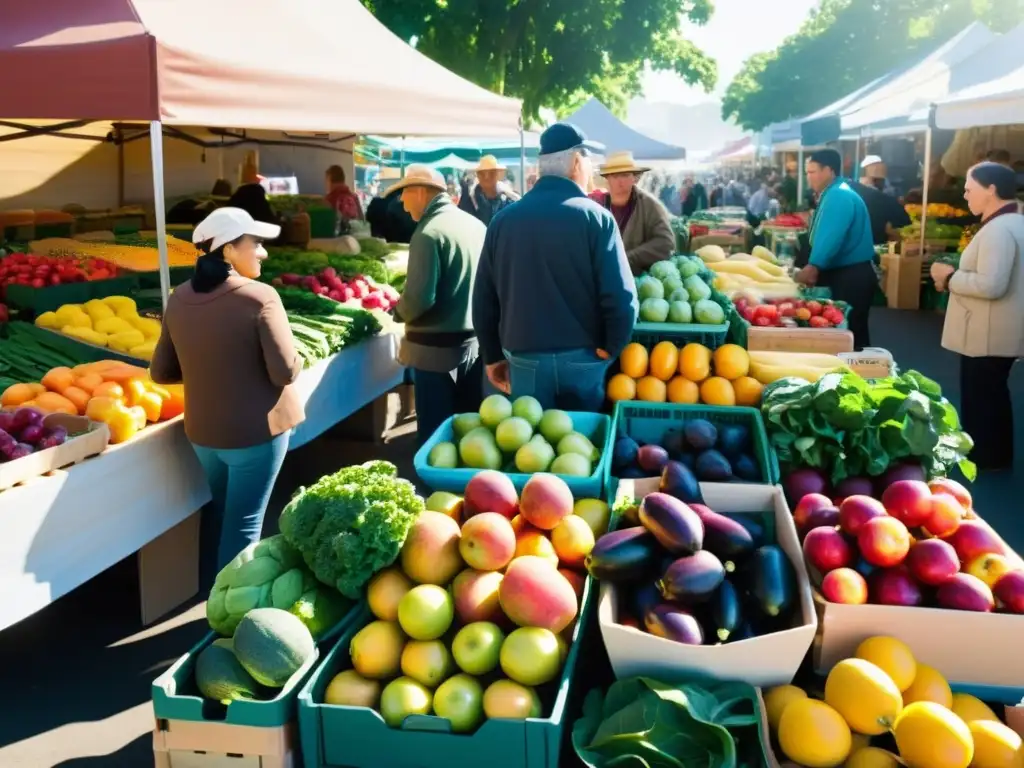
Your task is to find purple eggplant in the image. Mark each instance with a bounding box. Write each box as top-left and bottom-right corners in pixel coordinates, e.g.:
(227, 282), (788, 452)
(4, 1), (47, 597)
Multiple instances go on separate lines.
(585, 527), (660, 583)
(689, 504), (755, 564)
(638, 492), (704, 555)
(644, 603), (704, 645)
(658, 551), (726, 604)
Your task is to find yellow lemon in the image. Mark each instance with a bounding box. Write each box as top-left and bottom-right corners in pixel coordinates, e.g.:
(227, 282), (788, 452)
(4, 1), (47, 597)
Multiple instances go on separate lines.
(712, 343), (750, 380)
(635, 375), (667, 402)
(855, 636), (917, 692)
(845, 747), (901, 767)
(969, 720), (1024, 768)
(679, 343), (711, 382)
(648, 341), (680, 381)
(763, 684), (807, 732)
(950, 692), (1000, 724)
(902, 663), (952, 708)
(619, 342), (648, 378)
(824, 658), (903, 736)
(893, 701), (973, 768)
(606, 373), (637, 402)
(699, 376), (736, 406)
(777, 698), (851, 768)
(666, 375), (700, 404)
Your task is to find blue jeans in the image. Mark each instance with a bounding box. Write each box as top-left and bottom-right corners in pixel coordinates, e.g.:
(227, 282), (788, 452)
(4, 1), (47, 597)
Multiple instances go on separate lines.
(504, 349), (610, 412)
(413, 357), (484, 445)
(192, 433), (290, 579)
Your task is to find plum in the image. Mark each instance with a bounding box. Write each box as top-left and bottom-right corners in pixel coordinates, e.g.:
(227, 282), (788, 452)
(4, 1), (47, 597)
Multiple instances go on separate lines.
(18, 423), (45, 445)
(7, 442), (33, 460)
(0, 412), (14, 433)
(37, 426), (68, 449)
(10, 407), (43, 432)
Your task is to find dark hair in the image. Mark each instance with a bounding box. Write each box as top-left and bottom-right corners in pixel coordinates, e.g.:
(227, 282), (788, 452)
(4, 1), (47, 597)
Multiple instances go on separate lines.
(210, 179), (232, 197)
(969, 162), (1017, 200)
(326, 165), (346, 184)
(808, 149), (842, 176)
(986, 149), (1011, 164)
(191, 236), (243, 293)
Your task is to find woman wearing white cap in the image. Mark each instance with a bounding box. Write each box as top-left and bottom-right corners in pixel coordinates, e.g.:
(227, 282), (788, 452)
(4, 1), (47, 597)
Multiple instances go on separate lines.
(151, 208), (304, 579)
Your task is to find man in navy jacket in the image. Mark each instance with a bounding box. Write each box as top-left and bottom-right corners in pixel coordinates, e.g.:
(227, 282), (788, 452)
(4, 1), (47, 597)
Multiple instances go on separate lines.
(472, 123), (638, 411)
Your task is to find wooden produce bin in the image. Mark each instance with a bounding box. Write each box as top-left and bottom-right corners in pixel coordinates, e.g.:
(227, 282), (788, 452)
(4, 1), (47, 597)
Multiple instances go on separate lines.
(153, 719), (297, 768)
(880, 249), (923, 310)
(0, 413), (109, 491)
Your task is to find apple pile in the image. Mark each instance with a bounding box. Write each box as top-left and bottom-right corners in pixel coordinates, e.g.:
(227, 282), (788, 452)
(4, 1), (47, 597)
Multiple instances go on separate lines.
(794, 478), (1024, 614)
(733, 296), (847, 329)
(272, 268), (399, 311)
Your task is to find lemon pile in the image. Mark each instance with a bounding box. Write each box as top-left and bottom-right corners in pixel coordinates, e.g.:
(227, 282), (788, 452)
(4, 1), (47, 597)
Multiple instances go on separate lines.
(765, 636), (1022, 767)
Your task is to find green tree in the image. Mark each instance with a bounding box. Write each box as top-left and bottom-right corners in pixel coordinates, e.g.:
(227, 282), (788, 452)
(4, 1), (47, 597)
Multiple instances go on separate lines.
(360, 0), (718, 120)
(722, 0), (1023, 131)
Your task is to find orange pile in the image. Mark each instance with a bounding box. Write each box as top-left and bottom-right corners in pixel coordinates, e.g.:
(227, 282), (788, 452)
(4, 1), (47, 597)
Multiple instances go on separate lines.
(608, 342), (764, 407)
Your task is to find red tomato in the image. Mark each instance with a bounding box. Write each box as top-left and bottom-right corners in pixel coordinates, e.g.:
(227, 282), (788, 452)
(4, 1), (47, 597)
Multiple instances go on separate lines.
(809, 316), (831, 328)
(805, 300), (824, 316)
(754, 316), (774, 326)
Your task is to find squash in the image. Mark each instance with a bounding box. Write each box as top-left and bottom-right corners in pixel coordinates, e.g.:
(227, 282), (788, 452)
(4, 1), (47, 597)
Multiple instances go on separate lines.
(35, 311), (61, 330)
(1, 382), (40, 407)
(94, 317), (135, 336)
(83, 299), (115, 322)
(102, 296), (137, 314)
(108, 330), (146, 353)
(62, 326), (108, 346)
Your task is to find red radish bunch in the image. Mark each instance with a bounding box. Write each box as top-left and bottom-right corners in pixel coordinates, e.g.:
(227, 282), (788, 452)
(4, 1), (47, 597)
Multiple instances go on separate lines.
(0, 253), (119, 293)
(274, 269), (400, 312)
(733, 296), (847, 328)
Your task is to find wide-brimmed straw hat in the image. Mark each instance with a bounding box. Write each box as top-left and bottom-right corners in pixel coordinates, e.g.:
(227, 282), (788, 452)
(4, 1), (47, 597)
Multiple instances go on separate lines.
(384, 164), (447, 197)
(599, 151), (651, 176)
(475, 155), (507, 175)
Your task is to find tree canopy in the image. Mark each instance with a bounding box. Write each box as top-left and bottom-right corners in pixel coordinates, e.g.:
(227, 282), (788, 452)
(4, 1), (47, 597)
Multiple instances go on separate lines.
(360, 0), (718, 120)
(722, 0), (1023, 132)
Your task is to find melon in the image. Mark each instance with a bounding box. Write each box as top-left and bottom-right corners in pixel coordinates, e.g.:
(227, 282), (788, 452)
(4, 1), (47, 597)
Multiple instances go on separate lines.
(194, 640), (259, 704)
(232, 608), (316, 688)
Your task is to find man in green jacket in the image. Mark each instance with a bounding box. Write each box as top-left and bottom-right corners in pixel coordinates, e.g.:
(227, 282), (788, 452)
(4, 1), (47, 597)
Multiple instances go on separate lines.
(390, 165), (487, 444)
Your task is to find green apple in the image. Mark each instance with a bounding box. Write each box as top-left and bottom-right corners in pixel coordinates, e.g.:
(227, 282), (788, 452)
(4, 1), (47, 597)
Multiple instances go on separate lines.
(538, 409), (574, 444)
(479, 394), (513, 429)
(428, 441), (458, 468)
(495, 416), (533, 453)
(451, 622), (505, 676)
(511, 396), (543, 428)
(432, 674), (484, 733)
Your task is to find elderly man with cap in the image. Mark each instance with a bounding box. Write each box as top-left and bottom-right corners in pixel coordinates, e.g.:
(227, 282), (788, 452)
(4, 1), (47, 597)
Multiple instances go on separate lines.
(459, 155), (520, 226)
(389, 165), (488, 445)
(850, 155), (911, 246)
(590, 151), (675, 274)
(472, 123), (638, 411)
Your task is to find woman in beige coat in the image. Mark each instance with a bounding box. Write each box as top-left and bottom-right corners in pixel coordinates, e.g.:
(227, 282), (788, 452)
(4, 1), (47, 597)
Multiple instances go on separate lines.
(932, 162), (1024, 471)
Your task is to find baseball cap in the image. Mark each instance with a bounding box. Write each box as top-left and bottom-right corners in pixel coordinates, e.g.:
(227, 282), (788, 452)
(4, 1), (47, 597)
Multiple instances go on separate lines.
(860, 155), (883, 169)
(539, 122), (605, 156)
(193, 207), (281, 251)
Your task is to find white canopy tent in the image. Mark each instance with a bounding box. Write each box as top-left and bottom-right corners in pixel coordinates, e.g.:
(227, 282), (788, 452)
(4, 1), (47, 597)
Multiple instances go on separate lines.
(933, 24), (1024, 130)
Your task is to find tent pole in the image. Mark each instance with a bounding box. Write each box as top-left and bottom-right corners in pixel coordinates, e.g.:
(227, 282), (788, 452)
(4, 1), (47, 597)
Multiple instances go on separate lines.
(518, 115), (526, 196)
(919, 127), (933, 254)
(400, 137), (406, 177)
(150, 121), (171, 309)
(797, 148), (805, 209)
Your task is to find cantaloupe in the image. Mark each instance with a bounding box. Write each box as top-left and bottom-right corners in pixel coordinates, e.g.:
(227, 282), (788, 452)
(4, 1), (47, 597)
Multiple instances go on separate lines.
(194, 639), (259, 704)
(232, 608), (316, 688)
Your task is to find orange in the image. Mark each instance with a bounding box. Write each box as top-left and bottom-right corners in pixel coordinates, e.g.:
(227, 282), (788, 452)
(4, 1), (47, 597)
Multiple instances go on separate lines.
(667, 376), (700, 404)
(732, 376), (764, 407)
(712, 343), (750, 380)
(635, 376), (667, 402)
(679, 343), (712, 382)
(700, 376), (735, 406)
(648, 341), (679, 381)
(619, 343), (648, 379)
(606, 373), (637, 402)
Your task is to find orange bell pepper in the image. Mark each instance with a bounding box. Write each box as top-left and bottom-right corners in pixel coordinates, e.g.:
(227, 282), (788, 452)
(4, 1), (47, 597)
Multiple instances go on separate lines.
(85, 396), (120, 422)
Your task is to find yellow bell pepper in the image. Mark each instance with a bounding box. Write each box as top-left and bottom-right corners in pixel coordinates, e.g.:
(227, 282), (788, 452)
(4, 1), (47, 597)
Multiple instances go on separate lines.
(128, 405), (147, 431)
(137, 391), (163, 422)
(124, 378), (148, 407)
(129, 340), (156, 361)
(108, 329), (146, 353)
(35, 311), (61, 329)
(103, 404), (140, 444)
(62, 326), (108, 347)
(85, 395), (120, 422)
(83, 299), (115, 322)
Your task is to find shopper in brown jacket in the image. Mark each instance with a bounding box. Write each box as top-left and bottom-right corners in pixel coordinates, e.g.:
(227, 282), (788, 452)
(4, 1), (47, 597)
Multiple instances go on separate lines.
(151, 207), (304, 577)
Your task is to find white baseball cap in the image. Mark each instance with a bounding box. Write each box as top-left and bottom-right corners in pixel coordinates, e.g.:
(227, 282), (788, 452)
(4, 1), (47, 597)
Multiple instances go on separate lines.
(860, 155), (883, 169)
(192, 207), (281, 251)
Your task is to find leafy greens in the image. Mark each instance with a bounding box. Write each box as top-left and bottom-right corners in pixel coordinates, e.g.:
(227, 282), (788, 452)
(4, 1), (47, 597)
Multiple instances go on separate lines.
(760, 370), (976, 484)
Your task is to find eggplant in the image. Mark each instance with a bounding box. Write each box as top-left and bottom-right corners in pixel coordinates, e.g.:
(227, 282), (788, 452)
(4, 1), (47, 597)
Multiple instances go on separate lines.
(746, 545), (797, 619)
(644, 603), (704, 645)
(659, 460), (703, 504)
(638, 492), (704, 555)
(731, 516), (767, 547)
(708, 580), (742, 643)
(658, 551), (725, 604)
(689, 504), (755, 564)
(630, 582), (662, 619)
(585, 527), (660, 582)
(729, 621), (758, 643)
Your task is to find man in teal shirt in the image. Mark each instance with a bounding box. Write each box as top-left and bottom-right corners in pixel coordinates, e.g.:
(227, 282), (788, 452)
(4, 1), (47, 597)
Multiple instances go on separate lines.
(796, 148), (877, 350)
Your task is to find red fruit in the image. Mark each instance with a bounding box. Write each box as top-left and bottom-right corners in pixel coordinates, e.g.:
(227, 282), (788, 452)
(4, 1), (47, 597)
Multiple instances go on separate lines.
(805, 300), (823, 316)
(838, 496), (887, 537)
(822, 307), (845, 325)
(924, 494), (964, 537)
(754, 316), (773, 326)
(809, 316), (830, 328)
(928, 478), (972, 510)
(793, 493), (832, 530)
(869, 567), (924, 606)
(803, 527), (854, 573)
(821, 567), (868, 605)
(945, 519), (1005, 564)
(858, 517), (911, 568)
(936, 573), (995, 613)
(804, 505), (841, 534)
(881, 480), (933, 528)
(904, 538), (960, 586)
(993, 570), (1024, 613)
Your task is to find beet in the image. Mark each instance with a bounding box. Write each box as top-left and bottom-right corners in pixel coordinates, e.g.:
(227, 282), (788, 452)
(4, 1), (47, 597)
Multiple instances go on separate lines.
(7, 442), (33, 460)
(875, 462), (927, 495)
(37, 426), (68, 449)
(835, 476), (874, 500)
(783, 467), (830, 506)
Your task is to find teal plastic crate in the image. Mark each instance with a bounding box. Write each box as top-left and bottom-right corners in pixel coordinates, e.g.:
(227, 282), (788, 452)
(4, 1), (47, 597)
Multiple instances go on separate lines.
(308, 207), (339, 238)
(5, 275), (140, 315)
(606, 401), (780, 486)
(298, 580), (597, 768)
(414, 412), (612, 498)
(151, 606), (361, 728)
(631, 320), (730, 349)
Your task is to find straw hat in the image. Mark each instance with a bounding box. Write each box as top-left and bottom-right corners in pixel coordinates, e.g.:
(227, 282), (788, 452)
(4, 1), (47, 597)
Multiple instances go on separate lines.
(599, 151), (650, 176)
(385, 164), (447, 197)
(475, 155), (507, 175)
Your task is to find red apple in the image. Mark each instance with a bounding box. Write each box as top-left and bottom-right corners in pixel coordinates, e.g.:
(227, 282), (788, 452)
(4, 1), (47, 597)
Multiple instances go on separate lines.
(804, 505), (841, 534)
(924, 494), (964, 538)
(821, 567), (868, 605)
(858, 517), (911, 568)
(993, 570), (1024, 613)
(945, 519), (1006, 564)
(839, 496), (888, 537)
(869, 567), (924, 606)
(881, 480), (933, 528)
(904, 538), (960, 586)
(803, 527), (855, 574)
(928, 477), (972, 510)
(793, 493), (833, 530)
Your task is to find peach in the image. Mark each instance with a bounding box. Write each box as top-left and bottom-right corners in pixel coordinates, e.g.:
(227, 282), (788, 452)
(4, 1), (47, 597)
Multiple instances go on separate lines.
(514, 530), (559, 568)
(463, 470), (519, 520)
(499, 556), (578, 633)
(550, 516), (595, 569)
(924, 494), (964, 538)
(928, 477), (972, 509)
(558, 568), (586, 603)
(519, 473), (573, 531)
(459, 512), (516, 571)
(400, 511), (463, 585)
(452, 568), (505, 624)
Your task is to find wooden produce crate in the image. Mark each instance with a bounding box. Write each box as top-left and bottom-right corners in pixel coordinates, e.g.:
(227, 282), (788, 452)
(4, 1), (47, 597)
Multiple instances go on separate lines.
(153, 719), (298, 768)
(0, 413), (109, 491)
(746, 326), (853, 355)
(879, 250), (923, 310)
(691, 233), (747, 255)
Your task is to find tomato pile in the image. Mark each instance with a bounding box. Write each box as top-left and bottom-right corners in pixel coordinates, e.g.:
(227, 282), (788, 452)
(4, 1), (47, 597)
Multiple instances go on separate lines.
(0, 253), (120, 292)
(733, 296), (848, 329)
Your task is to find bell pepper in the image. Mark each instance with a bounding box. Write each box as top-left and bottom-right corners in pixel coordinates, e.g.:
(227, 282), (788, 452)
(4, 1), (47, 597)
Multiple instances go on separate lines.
(85, 395), (120, 422)
(137, 391), (163, 423)
(124, 378), (148, 407)
(102, 403), (141, 444)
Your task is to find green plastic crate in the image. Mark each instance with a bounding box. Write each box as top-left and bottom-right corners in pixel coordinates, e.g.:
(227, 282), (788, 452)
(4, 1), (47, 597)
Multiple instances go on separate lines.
(631, 320), (730, 350)
(20, 325), (148, 366)
(151, 607), (361, 728)
(33, 222), (74, 239)
(606, 401), (780, 487)
(5, 275), (140, 315)
(298, 580), (597, 768)
(308, 208), (339, 239)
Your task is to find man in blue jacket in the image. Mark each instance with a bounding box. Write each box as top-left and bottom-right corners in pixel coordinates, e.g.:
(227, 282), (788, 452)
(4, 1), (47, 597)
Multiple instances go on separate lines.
(472, 123), (638, 411)
(796, 148), (878, 350)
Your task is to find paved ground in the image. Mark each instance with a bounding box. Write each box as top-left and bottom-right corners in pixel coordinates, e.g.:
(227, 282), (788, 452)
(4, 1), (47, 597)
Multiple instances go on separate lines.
(1, 307), (1022, 767)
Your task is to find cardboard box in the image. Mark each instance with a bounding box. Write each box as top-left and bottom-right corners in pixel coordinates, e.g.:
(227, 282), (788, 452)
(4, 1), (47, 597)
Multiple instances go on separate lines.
(153, 719), (297, 768)
(880, 250), (923, 310)
(600, 479), (816, 688)
(839, 347), (895, 378)
(0, 413), (109, 491)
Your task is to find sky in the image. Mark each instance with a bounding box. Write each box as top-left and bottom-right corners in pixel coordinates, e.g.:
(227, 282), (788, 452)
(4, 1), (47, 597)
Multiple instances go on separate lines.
(641, 0), (820, 105)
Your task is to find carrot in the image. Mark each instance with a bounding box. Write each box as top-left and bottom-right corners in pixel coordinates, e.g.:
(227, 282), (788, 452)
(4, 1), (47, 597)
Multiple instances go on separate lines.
(1, 383), (39, 407)
(62, 386), (91, 415)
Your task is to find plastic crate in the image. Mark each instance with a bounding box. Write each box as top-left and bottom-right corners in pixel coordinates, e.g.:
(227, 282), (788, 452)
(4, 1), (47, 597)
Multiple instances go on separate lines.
(414, 412), (612, 498)
(606, 401), (780, 486)
(631, 320), (730, 350)
(308, 208), (339, 239)
(5, 275), (140, 315)
(33, 222), (74, 239)
(19, 324), (150, 365)
(298, 580), (597, 768)
(130, 266), (196, 290)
